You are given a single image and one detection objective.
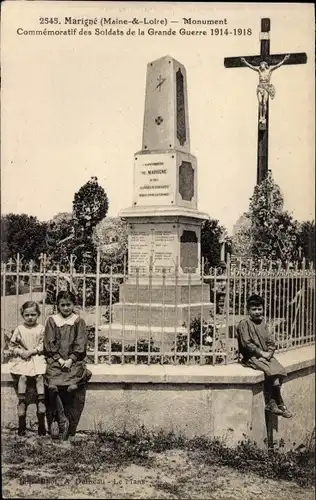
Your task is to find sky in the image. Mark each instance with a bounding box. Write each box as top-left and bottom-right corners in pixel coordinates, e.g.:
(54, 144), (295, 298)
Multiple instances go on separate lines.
(1, 2), (315, 235)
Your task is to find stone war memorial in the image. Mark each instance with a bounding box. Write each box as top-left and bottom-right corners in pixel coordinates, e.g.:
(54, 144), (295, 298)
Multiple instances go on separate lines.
(1, 14), (314, 456)
(102, 55), (212, 345)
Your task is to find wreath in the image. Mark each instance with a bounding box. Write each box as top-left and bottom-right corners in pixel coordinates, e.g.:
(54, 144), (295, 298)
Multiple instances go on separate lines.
(93, 217), (128, 261)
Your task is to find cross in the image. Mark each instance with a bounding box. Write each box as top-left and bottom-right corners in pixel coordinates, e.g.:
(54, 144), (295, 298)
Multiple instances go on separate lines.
(156, 74), (166, 92)
(224, 18), (307, 185)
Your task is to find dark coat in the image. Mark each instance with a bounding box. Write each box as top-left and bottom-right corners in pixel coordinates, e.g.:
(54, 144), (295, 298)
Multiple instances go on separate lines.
(44, 314), (91, 386)
(237, 317), (287, 378)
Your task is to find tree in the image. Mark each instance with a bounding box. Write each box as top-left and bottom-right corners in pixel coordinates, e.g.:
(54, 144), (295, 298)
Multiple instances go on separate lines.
(231, 213), (253, 260)
(201, 219), (231, 271)
(73, 177), (109, 238)
(1, 214), (48, 264)
(45, 212), (76, 265)
(46, 213), (74, 250)
(248, 171), (299, 262)
(297, 220), (316, 264)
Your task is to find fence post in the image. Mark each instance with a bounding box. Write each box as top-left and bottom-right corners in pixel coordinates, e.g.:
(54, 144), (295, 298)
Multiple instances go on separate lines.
(200, 256), (205, 365)
(82, 264), (86, 311)
(28, 260), (33, 301)
(15, 253), (20, 327)
(41, 254), (47, 321)
(121, 254), (127, 365)
(108, 264), (113, 365)
(94, 248), (101, 364)
(148, 254), (153, 365)
(161, 268), (166, 365)
(1, 262), (7, 363)
(187, 271), (192, 364)
(134, 267), (139, 365)
(300, 258), (306, 345)
(174, 256), (179, 365)
(225, 254), (231, 365)
(212, 266), (217, 366)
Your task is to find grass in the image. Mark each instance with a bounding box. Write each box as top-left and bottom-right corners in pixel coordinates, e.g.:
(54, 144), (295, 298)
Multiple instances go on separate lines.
(2, 426), (315, 495)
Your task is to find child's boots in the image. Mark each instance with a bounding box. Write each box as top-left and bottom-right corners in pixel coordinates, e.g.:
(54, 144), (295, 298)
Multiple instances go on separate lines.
(17, 396), (26, 436)
(273, 386), (293, 418)
(37, 395), (47, 436)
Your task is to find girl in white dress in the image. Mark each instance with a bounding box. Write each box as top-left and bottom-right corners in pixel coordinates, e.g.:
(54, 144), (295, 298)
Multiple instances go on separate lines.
(8, 301), (47, 436)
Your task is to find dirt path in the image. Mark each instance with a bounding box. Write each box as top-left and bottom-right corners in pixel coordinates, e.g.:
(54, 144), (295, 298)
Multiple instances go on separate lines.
(2, 432), (314, 500)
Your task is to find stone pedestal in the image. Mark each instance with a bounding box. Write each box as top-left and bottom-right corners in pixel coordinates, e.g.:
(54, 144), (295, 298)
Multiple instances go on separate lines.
(104, 56), (212, 345)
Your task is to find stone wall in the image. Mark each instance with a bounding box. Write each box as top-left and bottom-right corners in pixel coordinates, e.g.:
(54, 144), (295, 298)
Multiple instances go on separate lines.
(1, 346), (314, 449)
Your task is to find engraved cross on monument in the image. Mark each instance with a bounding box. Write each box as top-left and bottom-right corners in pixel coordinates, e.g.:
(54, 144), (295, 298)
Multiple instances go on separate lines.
(224, 18), (307, 184)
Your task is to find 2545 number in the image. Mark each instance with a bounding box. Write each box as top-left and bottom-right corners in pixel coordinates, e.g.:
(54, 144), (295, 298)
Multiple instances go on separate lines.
(39, 18), (60, 24)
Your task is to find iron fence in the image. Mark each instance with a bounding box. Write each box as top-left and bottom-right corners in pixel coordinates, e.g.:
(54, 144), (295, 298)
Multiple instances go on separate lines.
(1, 252), (315, 365)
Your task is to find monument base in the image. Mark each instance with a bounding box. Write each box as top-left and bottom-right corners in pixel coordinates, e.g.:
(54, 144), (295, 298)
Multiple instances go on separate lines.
(113, 206), (211, 342)
(119, 207), (209, 277)
(112, 301), (214, 328)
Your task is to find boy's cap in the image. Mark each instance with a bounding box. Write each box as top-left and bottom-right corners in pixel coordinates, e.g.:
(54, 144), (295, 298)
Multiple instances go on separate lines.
(247, 294), (264, 307)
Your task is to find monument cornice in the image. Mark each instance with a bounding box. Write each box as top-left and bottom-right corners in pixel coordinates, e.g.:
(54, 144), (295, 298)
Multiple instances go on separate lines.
(119, 206), (209, 221)
(134, 149), (197, 159)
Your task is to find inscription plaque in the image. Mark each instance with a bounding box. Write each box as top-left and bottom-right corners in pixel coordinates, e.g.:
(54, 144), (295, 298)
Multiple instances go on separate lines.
(129, 232), (151, 274)
(180, 230), (198, 273)
(179, 161), (194, 201)
(129, 227), (178, 275)
(153, 230), (176, 273)
(133, 154), (175, 206)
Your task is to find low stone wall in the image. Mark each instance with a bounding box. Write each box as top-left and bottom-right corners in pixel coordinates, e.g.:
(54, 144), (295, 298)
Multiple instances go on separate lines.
(1, 346), (314, 449)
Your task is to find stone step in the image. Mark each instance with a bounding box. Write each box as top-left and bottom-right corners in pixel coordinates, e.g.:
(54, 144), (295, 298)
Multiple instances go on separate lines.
(94, 323), (238, 353)
(98, 323), (187, 346)
(112, 302), (214, 327)
(119, 283), (211, 304)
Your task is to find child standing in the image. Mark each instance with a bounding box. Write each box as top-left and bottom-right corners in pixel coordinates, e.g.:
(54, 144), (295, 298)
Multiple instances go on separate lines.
(8, 301), (47, 436)
(44, 291), (91, 441)
(237, 294), (292, 418)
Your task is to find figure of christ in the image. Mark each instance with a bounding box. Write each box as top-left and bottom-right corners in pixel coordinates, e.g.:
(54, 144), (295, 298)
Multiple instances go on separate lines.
(241, 54), (290, 124)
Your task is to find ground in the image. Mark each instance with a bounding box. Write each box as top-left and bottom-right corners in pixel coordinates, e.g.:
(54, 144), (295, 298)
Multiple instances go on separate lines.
(2, 428), (314, 500)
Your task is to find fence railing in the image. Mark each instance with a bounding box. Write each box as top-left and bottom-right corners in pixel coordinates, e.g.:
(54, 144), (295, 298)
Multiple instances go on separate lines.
(1, 252), (315, 365)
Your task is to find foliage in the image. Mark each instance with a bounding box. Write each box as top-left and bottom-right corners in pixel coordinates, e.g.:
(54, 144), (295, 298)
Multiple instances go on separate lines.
(43, 178), (110, 268)
(297, 220), (316, 264)
(45, 212), (75, 264)
(53, 177), (109, 269)
(1, 213), (48, 264)
(232, 173), (304, 263)
(189, 433), (315, 488)
(175, 317), (230, 365)
(44, 272), (122, 309)
(201, 219), (231, 272)
(231, 213), (253, 259)
(86, 327), (160, 364)
(248, 172), (300, 262)
(73, 177), (109, 238)
(3, 426), (315, 488)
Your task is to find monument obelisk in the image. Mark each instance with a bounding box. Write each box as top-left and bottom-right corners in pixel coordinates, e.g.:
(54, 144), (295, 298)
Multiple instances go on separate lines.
(111, 56), (211, 343)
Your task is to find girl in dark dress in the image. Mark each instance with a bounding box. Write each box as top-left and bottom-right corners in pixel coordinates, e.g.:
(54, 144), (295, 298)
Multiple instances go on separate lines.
(44, 291), (91, 440)
(237, 294), (292, 418)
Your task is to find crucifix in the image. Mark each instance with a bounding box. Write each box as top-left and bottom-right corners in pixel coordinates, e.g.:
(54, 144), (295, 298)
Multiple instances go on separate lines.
(224, 18), (307, 184)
